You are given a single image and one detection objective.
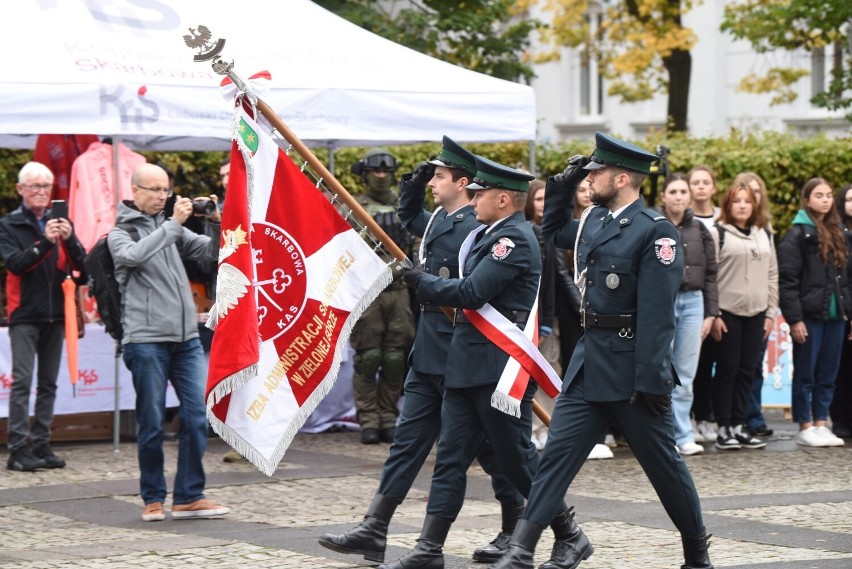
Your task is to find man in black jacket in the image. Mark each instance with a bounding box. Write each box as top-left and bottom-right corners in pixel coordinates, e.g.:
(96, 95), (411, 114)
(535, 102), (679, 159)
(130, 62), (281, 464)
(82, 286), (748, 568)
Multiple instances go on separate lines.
(0, 161), (87, 471)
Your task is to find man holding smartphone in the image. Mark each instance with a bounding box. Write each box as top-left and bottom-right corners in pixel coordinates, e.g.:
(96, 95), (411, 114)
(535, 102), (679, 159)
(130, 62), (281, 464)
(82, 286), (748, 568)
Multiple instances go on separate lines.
(0, 161), (87, 471)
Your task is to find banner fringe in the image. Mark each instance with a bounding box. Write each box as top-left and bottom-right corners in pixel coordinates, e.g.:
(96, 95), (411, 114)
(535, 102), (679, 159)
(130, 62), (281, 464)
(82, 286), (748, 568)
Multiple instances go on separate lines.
(490, 391), (521, 418)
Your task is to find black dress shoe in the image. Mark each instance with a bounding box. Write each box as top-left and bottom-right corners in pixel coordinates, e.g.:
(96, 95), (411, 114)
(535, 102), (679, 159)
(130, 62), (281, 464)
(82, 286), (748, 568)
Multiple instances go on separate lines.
(361, 428), (380, 444)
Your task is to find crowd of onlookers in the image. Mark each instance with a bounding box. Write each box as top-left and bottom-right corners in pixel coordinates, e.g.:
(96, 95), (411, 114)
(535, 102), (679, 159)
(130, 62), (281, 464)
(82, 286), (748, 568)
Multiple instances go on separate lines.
(526, 167), (852, 454)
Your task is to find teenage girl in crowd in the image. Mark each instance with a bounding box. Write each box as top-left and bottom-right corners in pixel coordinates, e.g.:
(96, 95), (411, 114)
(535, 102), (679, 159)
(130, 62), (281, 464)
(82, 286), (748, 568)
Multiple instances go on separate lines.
(730, 172), (776, 438)
(657, 173), (718, 456)
(688, 165), (721, 442)
(779, 178), (850, 447)
(830, 184), (852, 440)
(709, 180), (778, 450)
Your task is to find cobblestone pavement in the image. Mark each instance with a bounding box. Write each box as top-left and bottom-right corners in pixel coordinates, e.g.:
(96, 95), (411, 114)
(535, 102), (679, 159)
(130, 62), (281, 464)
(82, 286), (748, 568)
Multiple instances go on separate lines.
(1, 411), (851, 568)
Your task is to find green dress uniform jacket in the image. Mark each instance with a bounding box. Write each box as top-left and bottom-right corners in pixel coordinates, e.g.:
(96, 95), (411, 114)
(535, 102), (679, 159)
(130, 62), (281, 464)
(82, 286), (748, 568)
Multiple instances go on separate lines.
(542, 180), (682, 401)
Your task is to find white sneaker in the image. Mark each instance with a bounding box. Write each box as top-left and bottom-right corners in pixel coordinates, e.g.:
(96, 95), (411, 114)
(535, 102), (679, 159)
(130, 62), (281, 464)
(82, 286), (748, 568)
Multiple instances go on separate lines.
(604, 434), (617, 448)
(587, 443), (614, 460)
(695, 421), (717, 441)
(692, 425), (705, 443)
(796, 426), (830, 447)
(677, 441), (705, 455)
(816, 426), (845, 447)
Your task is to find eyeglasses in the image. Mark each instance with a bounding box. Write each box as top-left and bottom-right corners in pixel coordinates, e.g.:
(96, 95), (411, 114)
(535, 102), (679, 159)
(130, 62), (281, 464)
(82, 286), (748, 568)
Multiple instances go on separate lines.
(21, 183), (52, 193)
(136, 184), (174, 197)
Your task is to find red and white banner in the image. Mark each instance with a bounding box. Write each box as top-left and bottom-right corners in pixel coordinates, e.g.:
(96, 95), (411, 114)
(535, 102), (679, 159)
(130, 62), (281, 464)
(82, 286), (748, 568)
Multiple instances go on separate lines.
(206, 100), (391, 475)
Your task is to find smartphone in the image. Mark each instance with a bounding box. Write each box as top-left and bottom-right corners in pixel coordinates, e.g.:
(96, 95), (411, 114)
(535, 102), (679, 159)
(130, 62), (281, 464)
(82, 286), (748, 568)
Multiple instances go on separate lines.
(50, 200), (68, 221)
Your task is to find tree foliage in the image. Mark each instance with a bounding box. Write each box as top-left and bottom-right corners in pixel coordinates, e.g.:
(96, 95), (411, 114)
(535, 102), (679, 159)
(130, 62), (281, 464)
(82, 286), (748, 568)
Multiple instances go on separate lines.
(312, 0), (539, 83)
(721, 0), (852, 118)
(526, 0), (700, 131)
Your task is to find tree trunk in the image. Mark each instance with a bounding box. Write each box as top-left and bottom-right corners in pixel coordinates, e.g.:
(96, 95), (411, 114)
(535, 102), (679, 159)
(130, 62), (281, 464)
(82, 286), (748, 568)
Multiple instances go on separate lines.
(663, 48), (691, 132)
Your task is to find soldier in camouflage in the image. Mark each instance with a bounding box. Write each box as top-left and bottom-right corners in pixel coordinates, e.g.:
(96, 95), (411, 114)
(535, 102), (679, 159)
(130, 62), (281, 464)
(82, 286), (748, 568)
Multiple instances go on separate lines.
(350, 148), (416, 445)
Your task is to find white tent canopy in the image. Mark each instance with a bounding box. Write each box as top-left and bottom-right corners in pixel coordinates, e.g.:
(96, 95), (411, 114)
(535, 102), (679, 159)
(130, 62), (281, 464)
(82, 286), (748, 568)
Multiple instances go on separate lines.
(0, 0), (535, 150)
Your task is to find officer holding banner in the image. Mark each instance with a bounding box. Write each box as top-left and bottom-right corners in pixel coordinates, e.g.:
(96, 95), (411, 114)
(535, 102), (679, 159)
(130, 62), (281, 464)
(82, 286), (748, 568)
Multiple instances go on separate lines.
(388, 157), (592, 569)
(492, 132), (713, 569)
(320, 137), (529, 564)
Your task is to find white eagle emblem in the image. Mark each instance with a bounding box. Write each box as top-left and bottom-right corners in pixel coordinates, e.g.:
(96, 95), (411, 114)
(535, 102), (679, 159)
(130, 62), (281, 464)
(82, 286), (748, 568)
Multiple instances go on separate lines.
(207, 263), (251, 328)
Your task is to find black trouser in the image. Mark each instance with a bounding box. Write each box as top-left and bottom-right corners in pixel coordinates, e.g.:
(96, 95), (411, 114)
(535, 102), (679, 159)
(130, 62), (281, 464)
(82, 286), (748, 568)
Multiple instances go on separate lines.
(523, 373), (705, 537)
(712, 311), (765, 428)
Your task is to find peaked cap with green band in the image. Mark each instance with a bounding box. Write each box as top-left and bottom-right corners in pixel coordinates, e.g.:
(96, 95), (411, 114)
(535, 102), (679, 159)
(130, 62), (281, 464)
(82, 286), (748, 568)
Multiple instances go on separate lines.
(467, 155), (535, 193)
(583, 131), (659, 175)
(428, 136), (476, 176)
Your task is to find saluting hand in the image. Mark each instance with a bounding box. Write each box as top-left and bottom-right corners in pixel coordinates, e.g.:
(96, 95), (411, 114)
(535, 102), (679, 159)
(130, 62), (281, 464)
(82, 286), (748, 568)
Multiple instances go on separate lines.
(552, 155), (590, 188)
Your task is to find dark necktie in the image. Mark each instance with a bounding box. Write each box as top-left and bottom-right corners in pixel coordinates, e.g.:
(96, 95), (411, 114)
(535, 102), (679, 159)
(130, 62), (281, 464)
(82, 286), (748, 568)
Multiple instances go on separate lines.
(603, 213), (613, 227)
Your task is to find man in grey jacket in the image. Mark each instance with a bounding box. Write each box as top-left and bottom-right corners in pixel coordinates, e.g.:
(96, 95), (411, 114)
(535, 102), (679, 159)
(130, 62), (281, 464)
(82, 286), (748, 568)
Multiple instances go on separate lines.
(109, 163), (229, 522)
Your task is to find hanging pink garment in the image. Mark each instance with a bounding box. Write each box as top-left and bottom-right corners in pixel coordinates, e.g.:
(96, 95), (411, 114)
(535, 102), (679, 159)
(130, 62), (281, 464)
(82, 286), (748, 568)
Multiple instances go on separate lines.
(68, 141), (147, 252)
(33, 134), (100, 201)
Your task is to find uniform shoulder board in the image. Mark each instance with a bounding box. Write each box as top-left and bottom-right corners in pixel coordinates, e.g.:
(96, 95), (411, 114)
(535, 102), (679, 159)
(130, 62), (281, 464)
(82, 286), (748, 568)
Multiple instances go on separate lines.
(641, 208), (666, 222)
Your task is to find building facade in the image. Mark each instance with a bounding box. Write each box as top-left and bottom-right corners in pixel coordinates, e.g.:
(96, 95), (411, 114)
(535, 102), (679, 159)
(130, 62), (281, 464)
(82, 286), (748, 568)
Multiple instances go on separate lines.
(528, 1), (851, 143)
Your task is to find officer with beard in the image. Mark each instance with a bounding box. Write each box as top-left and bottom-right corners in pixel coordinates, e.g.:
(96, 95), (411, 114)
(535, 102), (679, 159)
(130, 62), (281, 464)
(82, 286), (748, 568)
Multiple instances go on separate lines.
(350, 148), (417, 445)
(492, 132), (712, 569)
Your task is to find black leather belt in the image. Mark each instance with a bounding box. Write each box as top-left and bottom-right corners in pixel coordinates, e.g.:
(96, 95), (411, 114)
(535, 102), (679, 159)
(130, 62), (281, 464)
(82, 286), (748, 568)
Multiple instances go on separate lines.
(420, 303), (444, 313)
(581, 312), (635, 329)
(453, 310), (529, 325)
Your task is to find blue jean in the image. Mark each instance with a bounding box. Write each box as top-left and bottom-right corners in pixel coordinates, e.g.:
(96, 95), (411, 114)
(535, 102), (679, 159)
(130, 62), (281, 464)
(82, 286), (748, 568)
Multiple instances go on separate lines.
(123, 339), (209, 505)
(791, 317), (845, 424)
(7, 323), (65, 451)
(671, 291), (704, 446)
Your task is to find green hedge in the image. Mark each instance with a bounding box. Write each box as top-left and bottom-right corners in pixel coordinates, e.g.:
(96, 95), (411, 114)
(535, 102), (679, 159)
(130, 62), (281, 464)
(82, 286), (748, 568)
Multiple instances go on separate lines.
(2, 131), (851, 238)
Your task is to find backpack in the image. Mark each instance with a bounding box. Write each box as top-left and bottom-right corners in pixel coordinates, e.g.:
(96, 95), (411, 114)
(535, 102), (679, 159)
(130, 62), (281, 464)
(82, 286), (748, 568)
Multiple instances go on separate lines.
(84, 224), (139, 341)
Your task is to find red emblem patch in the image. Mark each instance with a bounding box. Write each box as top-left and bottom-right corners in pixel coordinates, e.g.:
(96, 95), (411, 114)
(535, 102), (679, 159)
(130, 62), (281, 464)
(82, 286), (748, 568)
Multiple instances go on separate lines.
(654, 238), (676, 265)
(491, 237), (515, 260)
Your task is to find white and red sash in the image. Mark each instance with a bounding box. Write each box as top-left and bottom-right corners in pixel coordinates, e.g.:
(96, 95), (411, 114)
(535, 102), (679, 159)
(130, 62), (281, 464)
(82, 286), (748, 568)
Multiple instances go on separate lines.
(458, 226), (562, 417)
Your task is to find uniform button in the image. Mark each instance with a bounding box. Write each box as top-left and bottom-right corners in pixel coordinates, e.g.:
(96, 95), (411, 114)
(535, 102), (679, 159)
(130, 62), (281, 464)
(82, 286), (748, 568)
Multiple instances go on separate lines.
(442, 257), (448, 262)
(585, 301), (590, 307)
(589, 259), (596, 265)
(610, 264), (616, 270)
(665, 380), (672, 386)
(587, 280), (593, 286)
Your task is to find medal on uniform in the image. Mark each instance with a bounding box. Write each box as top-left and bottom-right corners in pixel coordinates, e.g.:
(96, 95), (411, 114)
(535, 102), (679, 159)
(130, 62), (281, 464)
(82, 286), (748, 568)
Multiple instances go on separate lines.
(606, 273), (620, 289)
(438, 266), (450, 277)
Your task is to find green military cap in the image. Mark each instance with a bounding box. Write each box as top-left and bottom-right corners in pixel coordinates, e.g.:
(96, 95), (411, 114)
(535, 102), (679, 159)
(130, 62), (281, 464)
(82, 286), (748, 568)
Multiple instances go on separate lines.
(467, 155), (535, 193)
(428, 136), (476, 177)
(583, 131), (659, 175)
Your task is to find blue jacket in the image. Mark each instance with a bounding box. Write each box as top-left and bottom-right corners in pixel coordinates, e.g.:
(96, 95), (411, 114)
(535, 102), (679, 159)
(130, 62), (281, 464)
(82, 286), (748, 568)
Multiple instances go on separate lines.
(542, 178), (681, 400)
(415, 210), (541, 388)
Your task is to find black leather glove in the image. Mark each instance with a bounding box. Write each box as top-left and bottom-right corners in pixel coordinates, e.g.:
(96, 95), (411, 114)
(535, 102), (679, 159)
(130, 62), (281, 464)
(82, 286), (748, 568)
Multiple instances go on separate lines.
(630, 391), (672, 416)
(403, 264), (425, 288)
(410, 161), (435, 189)
(552, 154), (591, 188)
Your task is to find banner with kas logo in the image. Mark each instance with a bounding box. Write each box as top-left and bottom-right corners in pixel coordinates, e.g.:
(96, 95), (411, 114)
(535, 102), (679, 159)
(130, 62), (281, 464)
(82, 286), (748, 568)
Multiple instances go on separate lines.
(206, 101), (391, 475)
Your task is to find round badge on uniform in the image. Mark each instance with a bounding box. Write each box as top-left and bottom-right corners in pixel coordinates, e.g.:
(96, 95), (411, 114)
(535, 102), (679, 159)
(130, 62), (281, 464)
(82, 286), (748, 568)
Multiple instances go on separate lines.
(438, 266), (451, 277)
(606, 273), (620, 289)
(654, 238), (677, 265)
